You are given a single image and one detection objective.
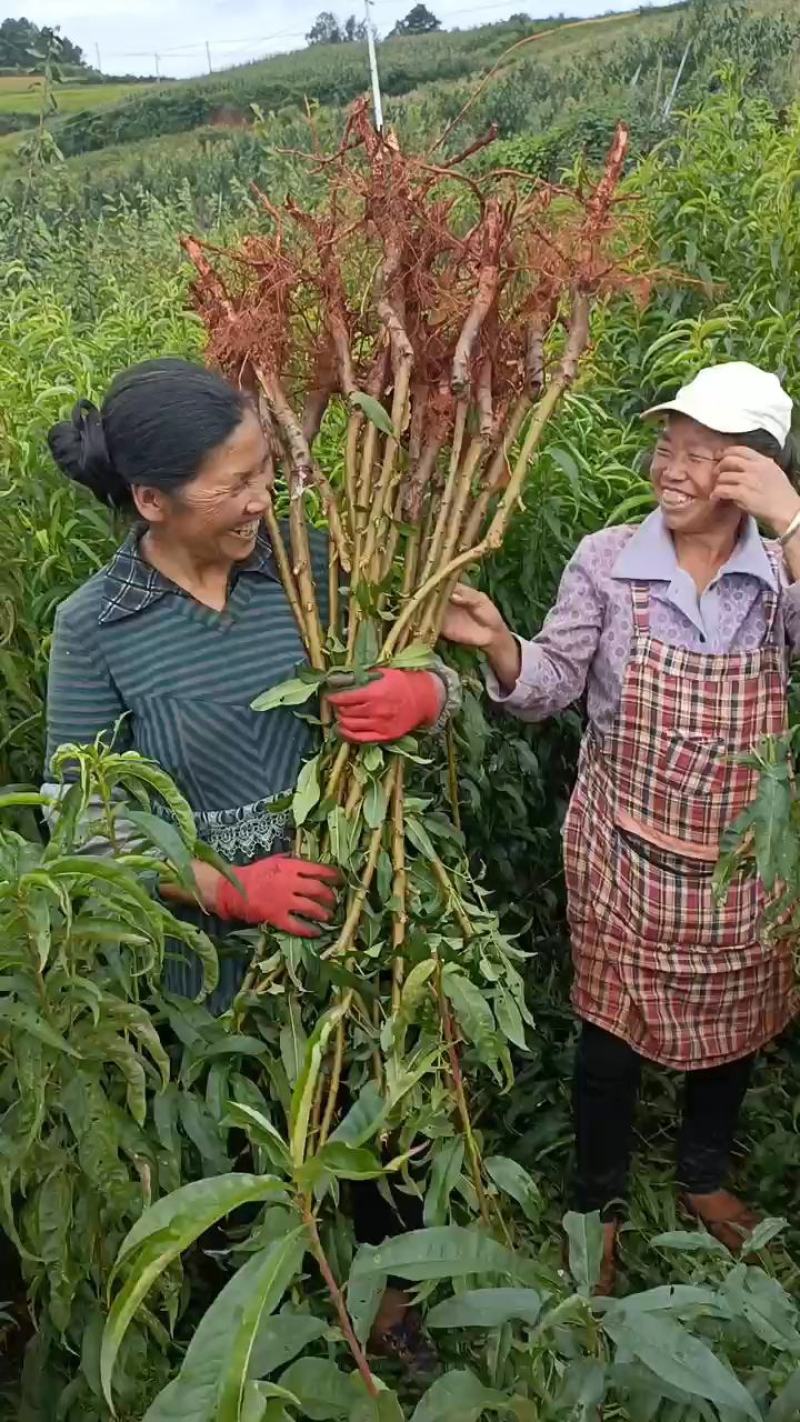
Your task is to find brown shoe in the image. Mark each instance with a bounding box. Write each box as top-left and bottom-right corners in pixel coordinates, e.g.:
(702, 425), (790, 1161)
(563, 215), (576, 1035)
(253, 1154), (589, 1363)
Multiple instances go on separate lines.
(369, 1287), (438, 1379)
(595, 1221), (619, 1296)
(681, 1189), (761, 1255)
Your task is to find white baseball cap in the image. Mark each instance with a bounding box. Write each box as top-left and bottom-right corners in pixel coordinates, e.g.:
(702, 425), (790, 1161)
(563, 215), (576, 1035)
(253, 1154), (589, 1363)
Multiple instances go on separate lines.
(643, 362), (793, 447)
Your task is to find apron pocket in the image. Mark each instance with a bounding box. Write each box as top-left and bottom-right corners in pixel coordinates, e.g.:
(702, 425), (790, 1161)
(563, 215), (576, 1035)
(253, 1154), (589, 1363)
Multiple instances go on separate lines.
(663, 734), (728, 797)
(611, 825), (762, 953)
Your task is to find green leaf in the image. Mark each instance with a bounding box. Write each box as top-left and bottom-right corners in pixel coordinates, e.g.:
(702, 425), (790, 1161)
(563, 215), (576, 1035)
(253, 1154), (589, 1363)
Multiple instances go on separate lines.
(564, 1212), (604, 1296)
(484, 1156), (540, 1224)
(329, 1083), (386, 1149)
(251, 679), (320, 713)
(405, 816), (437, 861)
(602, 1309), (761, 1421)
(651, 1230), (730, 1257)
(442, 970), (505, 1083)
(350, 390), (397, 439)
(363, 779), (388, 830)
(277, 1358), (353, 1420)
(768, 1368), (800, 1422)
(350, 1390), (405, 1422)
(426, 1287), (543, 1329)
(142, 1237), (303, 1422)
(126, 809), (195, 880)
(225, 1102), (291, 1172)
(385, 642), (435, 671)
(248, 1313), (327, 1380)
(423, 1139), (464, 1227)
(411, 1369), (508, 1422)
(314, 1141), (385, 1180)
(348, 1263), (387, 1349)
(0, 1001), (79, 1057)
(293, 757), (321, 828)
(103, 1175), (287, 1409)
(280, 997), (308, 1088)
(740, 1216), (788, 1257)
(349, 1226), (524, 1283)
(289, 1000), (350, 1168)
(217, 1232), (306, 1422)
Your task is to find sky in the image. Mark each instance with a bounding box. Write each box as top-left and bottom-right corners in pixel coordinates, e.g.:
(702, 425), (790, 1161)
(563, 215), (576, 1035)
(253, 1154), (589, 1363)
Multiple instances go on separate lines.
(9, 0), (641, 79)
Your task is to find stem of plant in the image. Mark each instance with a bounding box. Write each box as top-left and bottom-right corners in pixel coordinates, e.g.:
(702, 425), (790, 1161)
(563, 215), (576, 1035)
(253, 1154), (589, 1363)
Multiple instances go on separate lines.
(302, 1201), (379, 1397)
(436, 966), (490, 1226)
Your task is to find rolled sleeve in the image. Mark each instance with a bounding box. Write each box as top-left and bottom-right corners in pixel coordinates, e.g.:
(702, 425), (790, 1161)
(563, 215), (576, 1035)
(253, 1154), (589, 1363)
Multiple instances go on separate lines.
(483, 538), (604, 722)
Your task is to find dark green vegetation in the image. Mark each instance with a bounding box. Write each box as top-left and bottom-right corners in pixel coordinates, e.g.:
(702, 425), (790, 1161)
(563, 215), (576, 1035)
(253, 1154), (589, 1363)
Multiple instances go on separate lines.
(1, 1), (800, 1417)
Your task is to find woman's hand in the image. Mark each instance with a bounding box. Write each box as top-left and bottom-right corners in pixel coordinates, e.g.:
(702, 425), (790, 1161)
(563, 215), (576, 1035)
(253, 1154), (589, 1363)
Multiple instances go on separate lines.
(212, 854), (341, 937)
(328, 668), (443, 744)
(441, 584), (522, 691)
(712, 447), (800, 537)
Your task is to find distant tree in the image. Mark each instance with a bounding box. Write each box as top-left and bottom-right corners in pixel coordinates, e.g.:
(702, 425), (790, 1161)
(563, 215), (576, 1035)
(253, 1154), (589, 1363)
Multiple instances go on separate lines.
(390, 4), (441, 36)
(306, 11), (344, 44)
(343, 14), (368, 41)
(507, 12), (532, 22)
(0, 16), (84, 68)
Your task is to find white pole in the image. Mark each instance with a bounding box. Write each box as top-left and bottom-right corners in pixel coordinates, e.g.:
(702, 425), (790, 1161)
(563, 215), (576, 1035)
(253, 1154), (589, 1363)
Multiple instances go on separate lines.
(155, 52), (161, 83)
(95, 42), (102, 73)
(364, 0), (383, 133)
(206, 40), (213, 74)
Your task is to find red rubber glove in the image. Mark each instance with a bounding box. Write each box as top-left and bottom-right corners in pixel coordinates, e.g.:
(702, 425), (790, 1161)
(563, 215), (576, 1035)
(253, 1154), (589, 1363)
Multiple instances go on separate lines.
(328, 669), (443, 744)
(214, 855), (340, 937)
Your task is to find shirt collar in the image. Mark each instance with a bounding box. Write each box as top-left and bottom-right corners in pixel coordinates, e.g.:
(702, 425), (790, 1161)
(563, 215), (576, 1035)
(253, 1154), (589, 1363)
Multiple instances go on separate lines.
(99, 522), (281, 625)
(611, 509), (778, 592)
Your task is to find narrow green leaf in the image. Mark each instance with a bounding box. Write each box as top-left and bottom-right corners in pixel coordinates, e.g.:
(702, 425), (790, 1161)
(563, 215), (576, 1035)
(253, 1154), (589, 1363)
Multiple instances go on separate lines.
(329, 1083), (386, 1149)
(251, 679), (320, 713)
(603, 1309), (761, 1421)
(313, 1141), (385, 1180)
(225, 1102), (291, 1172)
(277, 1358), (353, 1420)
(411, 1369), (508, 1422)
(423, 1139), (464, 1227)
(248, 1313), (327, 1380)
(0, 1001), (79, 1058)
(217, 1231), (306, 1422)
(103, 1175), (286, 1410)
(485, 1156), (540, 1224)
(426, 1287), (543, 1329)
(289, 1001), (349, 1168)
(564, 1211), (604, 1296)
(292, 757), (321, 828)
(363, 779), (388, 830)
(350, 1226), (524, 1283)
(349, 390), (396, 439)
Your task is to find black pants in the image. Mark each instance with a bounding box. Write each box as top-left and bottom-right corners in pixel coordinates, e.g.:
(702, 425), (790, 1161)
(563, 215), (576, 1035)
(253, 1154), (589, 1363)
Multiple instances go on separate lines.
(573, 1020), (755, 1218)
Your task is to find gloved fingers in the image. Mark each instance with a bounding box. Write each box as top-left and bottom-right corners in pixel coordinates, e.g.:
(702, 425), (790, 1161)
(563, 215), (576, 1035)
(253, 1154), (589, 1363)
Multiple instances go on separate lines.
(292, 860), (342, 885)
(328, 690), (382, 713)
(290, 879), (338, 910)
(282, 915), (323, 939)
(337, 725), (395, 744)
(288, 893), (336, 924)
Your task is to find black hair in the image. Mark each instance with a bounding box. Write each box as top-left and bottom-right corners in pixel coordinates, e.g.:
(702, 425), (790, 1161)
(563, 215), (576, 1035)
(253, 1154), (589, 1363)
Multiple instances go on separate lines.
(734, 427), (799, 483)
(47, 358), (251, 511)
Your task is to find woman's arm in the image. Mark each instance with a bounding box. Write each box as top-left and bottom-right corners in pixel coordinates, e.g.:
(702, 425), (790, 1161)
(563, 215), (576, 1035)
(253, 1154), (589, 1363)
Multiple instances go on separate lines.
(441, 538), (605, 722)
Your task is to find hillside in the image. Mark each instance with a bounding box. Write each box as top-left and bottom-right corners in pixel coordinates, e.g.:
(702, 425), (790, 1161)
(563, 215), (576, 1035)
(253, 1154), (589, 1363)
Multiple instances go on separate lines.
(2, 5), (687, 166)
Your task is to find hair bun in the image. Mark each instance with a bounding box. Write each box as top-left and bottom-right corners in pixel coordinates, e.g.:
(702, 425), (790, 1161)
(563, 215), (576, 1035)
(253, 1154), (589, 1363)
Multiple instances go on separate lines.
(47, 398), (130, 509)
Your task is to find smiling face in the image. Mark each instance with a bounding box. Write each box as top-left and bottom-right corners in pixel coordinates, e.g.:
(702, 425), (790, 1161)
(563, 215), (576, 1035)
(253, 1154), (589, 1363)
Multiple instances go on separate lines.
(650, 413), (738, 535)
(132, 407), (273, 564)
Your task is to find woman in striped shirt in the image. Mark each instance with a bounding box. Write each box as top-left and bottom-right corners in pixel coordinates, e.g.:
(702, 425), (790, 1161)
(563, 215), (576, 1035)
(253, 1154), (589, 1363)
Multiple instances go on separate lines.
(45, 358), (459, 1013)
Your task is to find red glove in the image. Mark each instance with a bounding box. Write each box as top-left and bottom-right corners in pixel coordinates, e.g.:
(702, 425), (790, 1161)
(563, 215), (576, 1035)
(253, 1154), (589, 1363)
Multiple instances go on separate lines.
(328, 669), (443, 744)
(214, 855), (340, 937)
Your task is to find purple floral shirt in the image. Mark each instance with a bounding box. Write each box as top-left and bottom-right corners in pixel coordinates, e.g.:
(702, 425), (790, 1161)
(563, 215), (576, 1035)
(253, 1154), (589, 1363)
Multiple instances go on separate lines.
(488, 511), (800, 734)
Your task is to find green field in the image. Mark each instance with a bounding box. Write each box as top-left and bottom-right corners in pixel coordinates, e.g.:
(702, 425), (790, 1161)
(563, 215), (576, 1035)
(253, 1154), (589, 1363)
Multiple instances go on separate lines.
(0, 74), (154, 115)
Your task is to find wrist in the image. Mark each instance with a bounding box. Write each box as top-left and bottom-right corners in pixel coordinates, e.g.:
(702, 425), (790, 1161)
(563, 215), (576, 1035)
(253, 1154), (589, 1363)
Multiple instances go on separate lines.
(486, 626), (521, 687)
(769, 495), (800, 539)
(195, 860), (226, 913)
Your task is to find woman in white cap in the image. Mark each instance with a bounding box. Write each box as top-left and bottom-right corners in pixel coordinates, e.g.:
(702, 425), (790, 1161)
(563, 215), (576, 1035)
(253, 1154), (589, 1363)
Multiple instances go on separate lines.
(442, 361), (799, 1291)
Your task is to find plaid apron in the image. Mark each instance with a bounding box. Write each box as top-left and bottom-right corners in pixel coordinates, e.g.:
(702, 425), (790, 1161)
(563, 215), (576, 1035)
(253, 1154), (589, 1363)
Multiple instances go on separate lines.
(564, 570), (797, 1068)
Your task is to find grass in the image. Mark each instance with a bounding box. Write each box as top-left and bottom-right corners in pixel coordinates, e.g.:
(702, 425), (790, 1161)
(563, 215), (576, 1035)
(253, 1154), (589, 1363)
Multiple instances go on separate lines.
(0, 76), (154, 116)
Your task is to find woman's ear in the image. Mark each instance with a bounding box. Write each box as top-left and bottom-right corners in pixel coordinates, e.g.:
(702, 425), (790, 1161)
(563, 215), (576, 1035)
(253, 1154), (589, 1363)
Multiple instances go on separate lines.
(131, 484), (169, 524)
